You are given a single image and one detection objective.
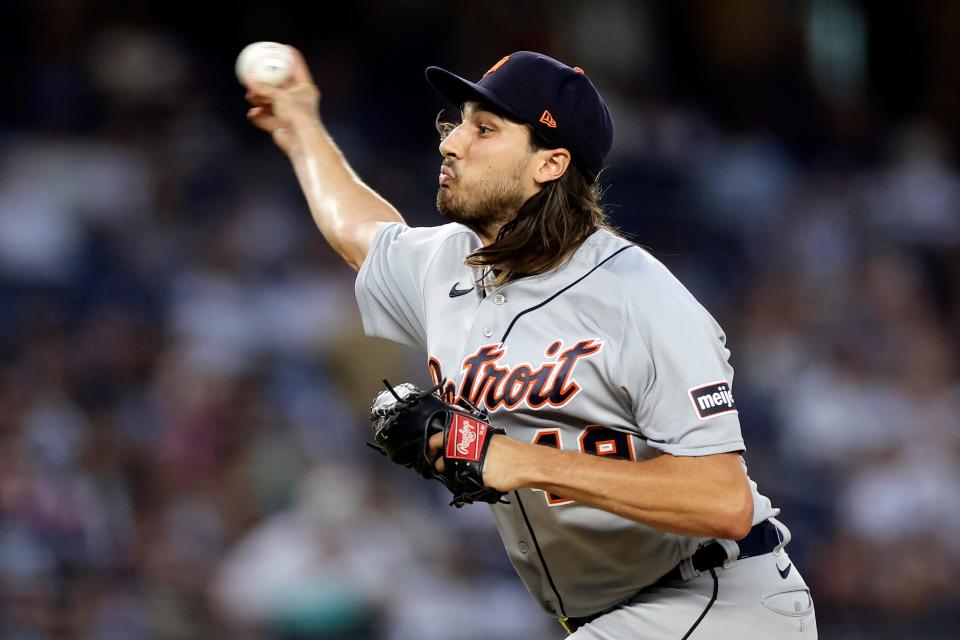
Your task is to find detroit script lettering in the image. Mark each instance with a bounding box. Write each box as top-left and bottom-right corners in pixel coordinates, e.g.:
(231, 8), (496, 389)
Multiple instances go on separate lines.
(428, 339), (603, 411)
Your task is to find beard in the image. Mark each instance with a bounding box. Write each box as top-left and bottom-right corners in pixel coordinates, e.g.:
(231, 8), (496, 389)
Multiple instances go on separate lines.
(436, 161), (527, 239)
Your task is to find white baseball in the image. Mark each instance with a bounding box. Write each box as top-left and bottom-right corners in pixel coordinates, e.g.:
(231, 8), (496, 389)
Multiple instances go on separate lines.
(235, 42), (293, 86)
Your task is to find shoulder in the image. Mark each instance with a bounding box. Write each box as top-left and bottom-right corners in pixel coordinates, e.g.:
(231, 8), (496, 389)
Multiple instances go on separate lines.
(580, 230), (714, 324)
(375, 221), (478, 251)
(571, 229), (678, 293)
(367, 221), (480, 271)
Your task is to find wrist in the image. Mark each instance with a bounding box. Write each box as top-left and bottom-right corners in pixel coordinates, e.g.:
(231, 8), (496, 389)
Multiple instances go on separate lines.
(286, 115), (326, 158)
(495, 437), (545, 490)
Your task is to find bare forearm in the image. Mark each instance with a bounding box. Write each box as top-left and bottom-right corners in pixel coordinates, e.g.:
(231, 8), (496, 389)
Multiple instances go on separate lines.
(243, 47), (404, 271)
(287, 119), (404, 270)
(495, 439), (753, 539)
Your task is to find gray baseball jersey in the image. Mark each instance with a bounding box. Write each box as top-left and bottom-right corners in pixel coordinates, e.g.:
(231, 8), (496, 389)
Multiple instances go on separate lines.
(355, 221), (778, 619)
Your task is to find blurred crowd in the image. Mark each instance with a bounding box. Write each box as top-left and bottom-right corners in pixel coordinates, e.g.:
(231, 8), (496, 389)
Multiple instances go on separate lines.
(1, 1), (959, 639)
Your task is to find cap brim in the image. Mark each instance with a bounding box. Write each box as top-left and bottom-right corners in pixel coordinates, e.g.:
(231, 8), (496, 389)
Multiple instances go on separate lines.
(425, 66), (525, 122)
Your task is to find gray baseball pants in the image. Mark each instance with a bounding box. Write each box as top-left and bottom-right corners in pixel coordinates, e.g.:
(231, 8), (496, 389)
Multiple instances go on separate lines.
(572, 545), (816, 638)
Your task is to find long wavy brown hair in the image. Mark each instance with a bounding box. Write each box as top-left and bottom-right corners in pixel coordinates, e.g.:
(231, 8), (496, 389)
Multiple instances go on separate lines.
(437, 113), (614, 287)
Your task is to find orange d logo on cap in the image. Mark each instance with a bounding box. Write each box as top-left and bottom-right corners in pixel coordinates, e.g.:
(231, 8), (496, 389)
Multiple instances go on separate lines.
(484, 55), (510, 76)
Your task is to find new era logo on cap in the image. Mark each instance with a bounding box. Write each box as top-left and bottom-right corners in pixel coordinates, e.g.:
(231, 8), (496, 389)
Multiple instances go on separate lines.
(688, 381), (737, 421)
(539, 110), (557, 128)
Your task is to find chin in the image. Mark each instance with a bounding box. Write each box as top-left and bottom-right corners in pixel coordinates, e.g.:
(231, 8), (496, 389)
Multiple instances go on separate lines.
(436, 187), (462, 221)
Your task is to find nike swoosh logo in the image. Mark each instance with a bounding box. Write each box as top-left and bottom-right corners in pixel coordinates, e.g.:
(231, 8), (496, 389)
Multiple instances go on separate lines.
(778, 563), (792, 579)
(449, 282), (475, 298)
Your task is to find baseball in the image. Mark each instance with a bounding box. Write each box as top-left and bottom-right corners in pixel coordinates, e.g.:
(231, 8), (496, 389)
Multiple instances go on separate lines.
(235, 41), (293, 86)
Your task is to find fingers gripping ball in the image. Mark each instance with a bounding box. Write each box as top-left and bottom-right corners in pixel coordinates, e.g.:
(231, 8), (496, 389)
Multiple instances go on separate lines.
(235, 42), (293, 86)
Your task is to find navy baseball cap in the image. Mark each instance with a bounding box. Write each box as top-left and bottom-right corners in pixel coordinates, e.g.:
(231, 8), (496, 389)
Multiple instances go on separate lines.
(426, 51), (614, 177)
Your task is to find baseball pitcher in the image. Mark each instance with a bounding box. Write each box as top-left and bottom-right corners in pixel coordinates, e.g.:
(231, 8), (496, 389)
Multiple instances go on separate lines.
(244, 47), (817, 638)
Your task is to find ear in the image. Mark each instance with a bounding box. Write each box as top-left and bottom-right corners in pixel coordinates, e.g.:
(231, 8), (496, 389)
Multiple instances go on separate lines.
(532, 148), (571, 185)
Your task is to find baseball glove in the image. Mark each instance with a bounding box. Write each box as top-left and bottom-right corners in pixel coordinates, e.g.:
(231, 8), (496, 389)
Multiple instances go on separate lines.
(368, 380), (508, 507)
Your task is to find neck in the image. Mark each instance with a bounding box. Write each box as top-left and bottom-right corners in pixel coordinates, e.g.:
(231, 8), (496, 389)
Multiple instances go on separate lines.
(464, 214), (513, 247)
(477, 225), (503, 247)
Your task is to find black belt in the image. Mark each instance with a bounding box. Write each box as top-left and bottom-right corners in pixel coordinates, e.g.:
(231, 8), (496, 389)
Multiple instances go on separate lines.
(559, 520), (783, 635)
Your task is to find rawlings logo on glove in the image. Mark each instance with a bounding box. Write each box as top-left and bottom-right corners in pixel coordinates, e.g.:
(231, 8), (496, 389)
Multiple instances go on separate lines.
(449, 415), (482, 459)
(368, 379), (507, 507)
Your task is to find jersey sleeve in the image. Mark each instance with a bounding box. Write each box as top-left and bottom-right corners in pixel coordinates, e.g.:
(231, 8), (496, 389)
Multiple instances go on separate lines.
(619, 259), (745, 456)
(355, 222), (449, 351)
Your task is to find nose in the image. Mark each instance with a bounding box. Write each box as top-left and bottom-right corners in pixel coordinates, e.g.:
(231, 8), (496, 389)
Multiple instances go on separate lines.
(439, 122), (466, 160)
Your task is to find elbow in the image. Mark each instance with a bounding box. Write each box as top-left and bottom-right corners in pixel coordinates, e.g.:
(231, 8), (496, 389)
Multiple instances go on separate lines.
(325, 226), (364, 271)
(344, 252), (364, 272)
(331, 220), (379, 272)
(717, 484), (755, 541)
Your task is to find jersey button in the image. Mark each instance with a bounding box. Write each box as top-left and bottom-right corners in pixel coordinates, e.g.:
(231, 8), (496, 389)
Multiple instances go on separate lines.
(518, 541), (529, 554)
(482, 326), (494, 338)
(492, 293), (506, 305)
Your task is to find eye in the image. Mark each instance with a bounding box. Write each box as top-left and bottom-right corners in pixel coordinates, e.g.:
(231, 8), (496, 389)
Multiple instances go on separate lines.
(478, 124), (493, 135)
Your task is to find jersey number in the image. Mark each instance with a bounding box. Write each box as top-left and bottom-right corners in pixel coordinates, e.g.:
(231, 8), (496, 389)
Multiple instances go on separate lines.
(531, 426), (636, 507)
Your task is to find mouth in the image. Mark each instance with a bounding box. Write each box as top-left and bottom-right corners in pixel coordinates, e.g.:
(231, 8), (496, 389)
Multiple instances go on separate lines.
(439, 166), (455, 186)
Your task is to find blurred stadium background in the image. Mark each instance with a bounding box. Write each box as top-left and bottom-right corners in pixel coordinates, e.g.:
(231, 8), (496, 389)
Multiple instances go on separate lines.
(1, 0), (959, 638)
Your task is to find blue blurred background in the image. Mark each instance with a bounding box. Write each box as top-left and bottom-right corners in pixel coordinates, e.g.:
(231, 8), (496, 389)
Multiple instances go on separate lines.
(1, 1), (958, 638)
